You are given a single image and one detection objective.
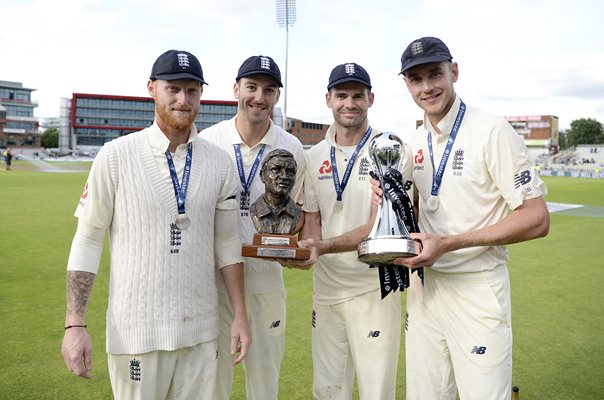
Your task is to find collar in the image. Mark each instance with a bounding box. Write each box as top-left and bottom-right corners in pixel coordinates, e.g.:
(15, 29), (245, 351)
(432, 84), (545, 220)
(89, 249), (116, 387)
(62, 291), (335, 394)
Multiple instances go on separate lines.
(254, 194), (298, 218)
(226, 116), (279, 149)
(324, 122), (373, 148)
(147, 121), (198, 152)
(423, 95), (461, 138)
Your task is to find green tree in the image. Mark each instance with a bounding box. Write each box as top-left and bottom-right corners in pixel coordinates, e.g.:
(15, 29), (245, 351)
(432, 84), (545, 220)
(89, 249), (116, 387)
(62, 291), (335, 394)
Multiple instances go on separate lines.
(566, 118), (604, 147)
(41, 128), (59, 149)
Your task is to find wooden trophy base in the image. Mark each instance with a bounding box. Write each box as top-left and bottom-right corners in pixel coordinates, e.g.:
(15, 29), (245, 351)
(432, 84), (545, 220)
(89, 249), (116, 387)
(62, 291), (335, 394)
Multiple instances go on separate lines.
(242, 233), (310, 260)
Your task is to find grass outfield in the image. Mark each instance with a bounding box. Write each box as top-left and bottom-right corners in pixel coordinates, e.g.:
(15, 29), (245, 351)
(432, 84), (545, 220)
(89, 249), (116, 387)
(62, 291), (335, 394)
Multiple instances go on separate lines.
(0, 164), (603, 399)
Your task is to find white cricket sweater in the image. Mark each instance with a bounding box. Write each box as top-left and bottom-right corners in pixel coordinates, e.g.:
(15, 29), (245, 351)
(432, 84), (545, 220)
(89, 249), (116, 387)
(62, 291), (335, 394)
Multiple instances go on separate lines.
(74, 126), (241, 354)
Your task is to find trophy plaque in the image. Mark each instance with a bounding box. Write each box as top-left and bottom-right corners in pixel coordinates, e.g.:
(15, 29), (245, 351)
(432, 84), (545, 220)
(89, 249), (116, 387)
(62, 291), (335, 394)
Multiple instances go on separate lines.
(242, 232), (310, 260)
(241, 149), (311, 261)
(358, 132), (421, 265)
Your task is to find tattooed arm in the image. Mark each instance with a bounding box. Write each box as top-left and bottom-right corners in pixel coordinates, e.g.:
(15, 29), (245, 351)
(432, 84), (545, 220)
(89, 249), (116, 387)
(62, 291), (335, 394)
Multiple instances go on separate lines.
(61, 218), (106, 378)
(61, 271), (96, 378)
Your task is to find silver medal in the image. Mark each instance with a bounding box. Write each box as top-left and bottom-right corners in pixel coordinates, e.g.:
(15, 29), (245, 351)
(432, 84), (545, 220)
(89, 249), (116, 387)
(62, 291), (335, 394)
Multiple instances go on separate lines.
(175, 214), (190, 230)
(334, 200), (343, 214)
(426, 195), (439, 212)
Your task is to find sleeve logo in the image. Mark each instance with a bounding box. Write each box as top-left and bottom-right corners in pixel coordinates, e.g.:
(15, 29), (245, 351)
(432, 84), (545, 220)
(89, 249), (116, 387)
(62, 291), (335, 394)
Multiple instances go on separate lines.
(514, 170), (532, 188)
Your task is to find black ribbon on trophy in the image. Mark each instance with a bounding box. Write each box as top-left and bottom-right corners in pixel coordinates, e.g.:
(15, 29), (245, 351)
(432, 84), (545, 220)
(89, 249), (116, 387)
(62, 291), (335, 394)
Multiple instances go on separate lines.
(358, 132), (423, 300)
(374, 169), (423, 298)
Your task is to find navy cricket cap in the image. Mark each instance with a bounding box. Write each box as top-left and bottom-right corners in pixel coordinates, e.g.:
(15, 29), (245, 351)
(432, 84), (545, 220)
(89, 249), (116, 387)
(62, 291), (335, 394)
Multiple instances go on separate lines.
(150, 50), (207, 84)
(327, 63), (372, 90)
(399, 37), (453, 75)
(236, 55), (283, 87)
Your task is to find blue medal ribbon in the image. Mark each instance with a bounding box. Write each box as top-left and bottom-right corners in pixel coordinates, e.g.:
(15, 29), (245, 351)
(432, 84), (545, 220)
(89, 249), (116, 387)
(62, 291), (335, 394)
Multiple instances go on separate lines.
(165, 142), (193, 215)
(234, 143), (267, 196)
(330, 126), (372, 202)
(427, 101), (466, 196)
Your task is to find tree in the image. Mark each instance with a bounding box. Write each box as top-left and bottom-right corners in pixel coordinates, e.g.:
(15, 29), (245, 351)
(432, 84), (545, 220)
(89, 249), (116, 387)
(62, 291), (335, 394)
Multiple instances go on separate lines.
(566, 118), (604, 147)
(41, 128), (59, 149)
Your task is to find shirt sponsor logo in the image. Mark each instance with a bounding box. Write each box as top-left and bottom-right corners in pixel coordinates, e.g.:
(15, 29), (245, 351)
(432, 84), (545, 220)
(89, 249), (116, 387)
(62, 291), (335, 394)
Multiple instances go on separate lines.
(414, 149), (425, 164)
(318, 160), (333, 180)
(78, 181), (89, 208)
(81, 181), (89, 200)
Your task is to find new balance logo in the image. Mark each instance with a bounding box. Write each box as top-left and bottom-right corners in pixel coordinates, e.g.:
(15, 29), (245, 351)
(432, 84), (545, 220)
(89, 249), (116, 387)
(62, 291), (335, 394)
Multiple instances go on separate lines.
(514, 170), (532, 188)
(470, 346), (487, 355)
(367, 330), (380, 338)
(269, 320), (281, 329)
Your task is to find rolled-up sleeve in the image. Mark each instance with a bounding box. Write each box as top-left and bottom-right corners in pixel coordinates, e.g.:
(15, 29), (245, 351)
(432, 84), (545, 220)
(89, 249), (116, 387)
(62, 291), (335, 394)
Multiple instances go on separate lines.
(66, 219), (107, 274)
(214, 208), (243, 268)
(214, 158), (243, 268)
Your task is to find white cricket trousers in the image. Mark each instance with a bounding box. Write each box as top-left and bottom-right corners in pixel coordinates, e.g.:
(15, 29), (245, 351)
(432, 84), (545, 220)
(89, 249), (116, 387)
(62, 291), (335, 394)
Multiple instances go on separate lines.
(312, 288), (401, 400)
(215, 289), (287, 400)
(107, 340), (218, 400)
(405, 266), (512, 400)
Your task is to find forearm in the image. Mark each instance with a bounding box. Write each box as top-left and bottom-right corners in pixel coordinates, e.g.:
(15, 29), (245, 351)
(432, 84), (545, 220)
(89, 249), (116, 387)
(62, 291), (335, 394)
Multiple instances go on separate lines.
(299, 211), (322, 242)
(315, 203), (378, 255)
(440, 197), (550, 252)
(65, 271), (96, 325)
(318, 221), (373, 254)
(220, 263), (247, 320)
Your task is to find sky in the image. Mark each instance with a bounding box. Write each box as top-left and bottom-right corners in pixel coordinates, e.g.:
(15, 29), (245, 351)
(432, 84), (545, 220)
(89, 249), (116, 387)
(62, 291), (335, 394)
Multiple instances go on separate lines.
(1, 0), (603, 135)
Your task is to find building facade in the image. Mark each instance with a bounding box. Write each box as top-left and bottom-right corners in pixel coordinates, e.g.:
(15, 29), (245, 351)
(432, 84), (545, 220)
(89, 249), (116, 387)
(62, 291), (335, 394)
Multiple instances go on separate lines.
(286, 117), (329, 148)
(416, 114), (559, 160)
(0, 80), (40, 149)
(505, 115), (559, 150)
(69, 93), (238, 152)
(0, 104), (6, 145)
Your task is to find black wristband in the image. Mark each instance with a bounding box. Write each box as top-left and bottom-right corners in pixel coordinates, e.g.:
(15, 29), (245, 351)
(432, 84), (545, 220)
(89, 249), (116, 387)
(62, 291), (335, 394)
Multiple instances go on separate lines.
(64, 324), (87, 330)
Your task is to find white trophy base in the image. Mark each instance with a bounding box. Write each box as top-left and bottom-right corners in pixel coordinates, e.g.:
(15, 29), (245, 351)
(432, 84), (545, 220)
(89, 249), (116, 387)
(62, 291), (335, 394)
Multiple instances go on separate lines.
(358, 236), (421, 265)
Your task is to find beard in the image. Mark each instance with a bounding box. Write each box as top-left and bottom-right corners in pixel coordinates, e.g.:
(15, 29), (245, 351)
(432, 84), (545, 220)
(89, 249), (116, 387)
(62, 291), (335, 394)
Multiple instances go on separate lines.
(156, 103), (198, 130)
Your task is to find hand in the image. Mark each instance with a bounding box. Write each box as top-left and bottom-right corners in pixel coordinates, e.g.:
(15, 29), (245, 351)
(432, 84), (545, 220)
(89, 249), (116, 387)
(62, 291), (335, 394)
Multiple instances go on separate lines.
(230, 315), (251, 365)
(370, 177), (383, 206)
(61, 327), (93, 378)
(277, 238), (318, 270)
(392, 232), (445, 269)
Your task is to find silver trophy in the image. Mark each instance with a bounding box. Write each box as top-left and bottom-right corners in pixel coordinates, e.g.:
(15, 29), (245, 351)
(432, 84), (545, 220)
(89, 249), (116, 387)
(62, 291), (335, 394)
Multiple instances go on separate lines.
(358, 132), (421, 265)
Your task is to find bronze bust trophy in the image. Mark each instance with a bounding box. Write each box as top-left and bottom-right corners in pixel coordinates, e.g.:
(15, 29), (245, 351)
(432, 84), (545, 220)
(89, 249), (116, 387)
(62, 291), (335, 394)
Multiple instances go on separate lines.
(242, 149), (310, 260)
